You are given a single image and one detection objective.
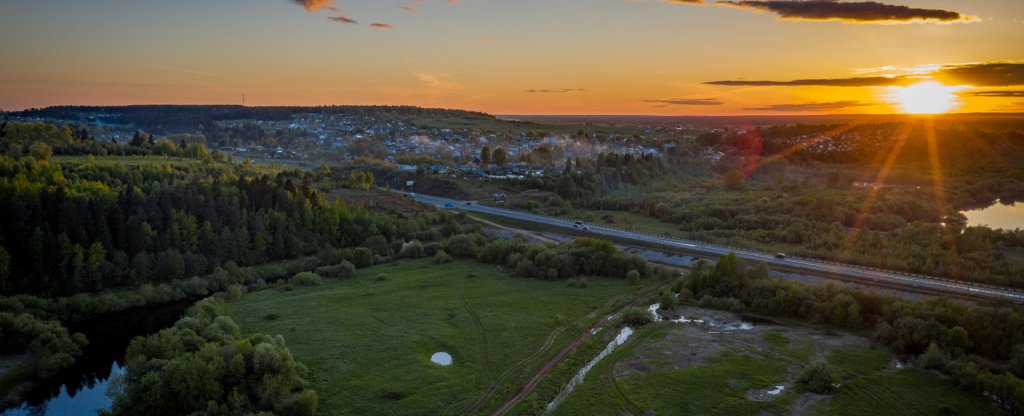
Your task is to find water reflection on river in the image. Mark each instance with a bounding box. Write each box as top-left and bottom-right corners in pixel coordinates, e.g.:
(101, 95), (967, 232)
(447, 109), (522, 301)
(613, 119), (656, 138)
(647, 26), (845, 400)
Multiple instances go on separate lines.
(961, 201), (1024, 231)
(0, 302), (187, 416)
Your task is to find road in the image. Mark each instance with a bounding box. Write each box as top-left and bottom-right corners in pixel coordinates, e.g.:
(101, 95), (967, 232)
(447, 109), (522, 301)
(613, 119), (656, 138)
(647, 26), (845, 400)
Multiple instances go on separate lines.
(412, 192), (1024, 303)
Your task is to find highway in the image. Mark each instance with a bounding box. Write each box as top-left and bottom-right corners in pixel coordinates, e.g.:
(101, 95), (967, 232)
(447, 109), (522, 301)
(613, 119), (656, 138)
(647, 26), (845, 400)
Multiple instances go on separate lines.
(411, 192), (1024, 303)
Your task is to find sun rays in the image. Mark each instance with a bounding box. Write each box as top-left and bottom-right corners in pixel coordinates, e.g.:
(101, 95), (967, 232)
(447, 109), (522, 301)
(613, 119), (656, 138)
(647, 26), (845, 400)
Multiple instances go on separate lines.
(889, 82), (965, 115)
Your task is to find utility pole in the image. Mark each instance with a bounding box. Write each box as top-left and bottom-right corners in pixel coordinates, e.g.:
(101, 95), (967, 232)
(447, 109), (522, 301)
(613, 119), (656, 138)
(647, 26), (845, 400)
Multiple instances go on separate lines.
(242, 93), (246, 107)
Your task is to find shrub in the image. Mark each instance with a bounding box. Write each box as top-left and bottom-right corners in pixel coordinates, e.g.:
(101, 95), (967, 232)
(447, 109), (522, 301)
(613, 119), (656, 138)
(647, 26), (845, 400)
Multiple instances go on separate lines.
(798, 361), (837, 394)
(446, 234), (483, 258)
(398, 241), (425, 259)
(919, 343), (950, 371)
(697, 295), (745, 313)
(265, 312), (281, 321)
(317, 247), (350, 265)
(316, 261), (357, 279)
(620, 307), (654, 327)
(659, 291), (677, 309)
(434, 250), (453, 264)
(289, 272), (323, 287)
(351, 248), (373, 268)
(375, 273), (388, 281)
(227, 284), (243, 301)
(626, 269), (641, 285)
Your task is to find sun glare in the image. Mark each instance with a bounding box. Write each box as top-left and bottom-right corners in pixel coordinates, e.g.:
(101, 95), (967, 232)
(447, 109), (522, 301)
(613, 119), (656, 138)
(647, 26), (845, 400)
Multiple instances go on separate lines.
(889, 81), (963, 114)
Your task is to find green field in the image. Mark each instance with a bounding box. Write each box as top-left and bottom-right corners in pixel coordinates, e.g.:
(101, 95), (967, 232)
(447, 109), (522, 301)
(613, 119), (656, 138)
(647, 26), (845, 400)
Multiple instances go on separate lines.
(553, 313), (1002, 416)
(228, 258), (655, 415)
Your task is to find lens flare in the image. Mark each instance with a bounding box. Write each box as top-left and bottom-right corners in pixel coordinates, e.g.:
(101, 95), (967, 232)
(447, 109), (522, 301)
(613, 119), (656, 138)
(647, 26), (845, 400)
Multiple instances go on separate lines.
(889, 81), (963, 114)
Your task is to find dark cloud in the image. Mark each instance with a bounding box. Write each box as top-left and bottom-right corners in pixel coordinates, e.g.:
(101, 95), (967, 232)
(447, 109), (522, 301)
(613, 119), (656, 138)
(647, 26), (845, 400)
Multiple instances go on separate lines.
(707, 62), (1024, 88)
(935, 63), (1024, 87)
(968, 91), (1024, 98)
(328, 16), (358, 24)
(525, 88), (585, 93)
(745, 101), (870, 112)
(643, 98), (723, 106)
(714, 1), (973, 24)
(706, 76), (905, 87)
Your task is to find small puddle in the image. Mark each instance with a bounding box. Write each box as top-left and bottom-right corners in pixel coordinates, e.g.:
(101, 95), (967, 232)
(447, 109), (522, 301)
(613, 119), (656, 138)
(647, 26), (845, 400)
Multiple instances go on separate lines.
(544, 327), (635, 415)
(648, 303), (663, 322)
(430, 352), (452, 366)
(671, 315), (754, 331)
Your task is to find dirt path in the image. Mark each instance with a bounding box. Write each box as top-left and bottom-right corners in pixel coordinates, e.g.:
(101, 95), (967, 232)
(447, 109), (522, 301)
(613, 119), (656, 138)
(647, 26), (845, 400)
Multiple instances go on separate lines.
(467, 214), (558, 244)
(489, 278), (682, 416)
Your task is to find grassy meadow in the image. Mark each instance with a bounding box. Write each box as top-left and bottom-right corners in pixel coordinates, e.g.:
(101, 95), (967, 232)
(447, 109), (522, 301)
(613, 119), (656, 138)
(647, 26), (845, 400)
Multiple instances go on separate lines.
(228, 258), (655, 415)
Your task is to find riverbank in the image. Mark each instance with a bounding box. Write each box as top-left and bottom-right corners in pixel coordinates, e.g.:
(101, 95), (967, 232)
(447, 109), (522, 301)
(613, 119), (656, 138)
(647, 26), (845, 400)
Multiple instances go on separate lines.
(0, 257), (323, 411)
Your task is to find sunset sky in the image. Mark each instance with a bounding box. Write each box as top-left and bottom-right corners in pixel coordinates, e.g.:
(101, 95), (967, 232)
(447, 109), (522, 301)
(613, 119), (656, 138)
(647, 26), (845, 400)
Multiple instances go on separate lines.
(1, 0), (1022, 115)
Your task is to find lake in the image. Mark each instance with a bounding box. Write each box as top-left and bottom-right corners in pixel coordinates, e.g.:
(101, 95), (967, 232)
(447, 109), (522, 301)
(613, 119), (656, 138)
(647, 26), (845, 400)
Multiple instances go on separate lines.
(961, 201), (1024, 231)
(0, 302), (188, 416)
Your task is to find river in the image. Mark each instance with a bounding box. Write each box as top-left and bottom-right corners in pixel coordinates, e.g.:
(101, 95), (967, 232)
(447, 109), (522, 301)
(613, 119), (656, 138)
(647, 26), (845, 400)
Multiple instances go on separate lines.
(0, 302), (189, 416)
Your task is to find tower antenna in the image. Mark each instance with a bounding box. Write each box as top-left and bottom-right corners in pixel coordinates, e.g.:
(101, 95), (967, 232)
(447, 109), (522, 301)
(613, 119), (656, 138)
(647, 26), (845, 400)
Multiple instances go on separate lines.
(242, 93), (246, 107)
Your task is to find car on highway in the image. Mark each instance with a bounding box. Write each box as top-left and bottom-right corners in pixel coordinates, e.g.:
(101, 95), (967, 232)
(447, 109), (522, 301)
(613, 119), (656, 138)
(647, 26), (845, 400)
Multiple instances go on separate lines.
(465, 201), (473, 206)
(775, 253), (787, 259)
(443, 202), (453, 209)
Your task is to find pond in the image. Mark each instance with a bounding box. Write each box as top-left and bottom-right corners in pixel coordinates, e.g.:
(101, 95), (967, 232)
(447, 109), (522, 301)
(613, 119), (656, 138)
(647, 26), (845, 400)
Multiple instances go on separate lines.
(960, 201), (1024, 231)
(1, 302), (188, 416)
(430, 352), (452, 366)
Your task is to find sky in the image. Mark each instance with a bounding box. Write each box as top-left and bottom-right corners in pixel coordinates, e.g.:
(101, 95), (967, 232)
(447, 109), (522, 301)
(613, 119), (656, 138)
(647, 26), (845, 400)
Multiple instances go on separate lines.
(0, 0), (1022, 115)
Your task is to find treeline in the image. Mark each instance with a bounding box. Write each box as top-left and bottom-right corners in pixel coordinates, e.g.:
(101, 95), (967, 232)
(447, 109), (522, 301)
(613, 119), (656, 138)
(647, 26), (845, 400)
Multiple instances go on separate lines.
(106, 298), (316, 416)
(1, 121), (215, 160)
(684, 253), (1024, 414)
(11, 105), (495, 135)
(447, 234), (677, 282)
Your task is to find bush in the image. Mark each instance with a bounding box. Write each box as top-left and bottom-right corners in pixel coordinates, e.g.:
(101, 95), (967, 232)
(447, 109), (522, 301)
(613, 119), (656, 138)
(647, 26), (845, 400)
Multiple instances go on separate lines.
(697, 295), (745, 313)
(798, 361), (837, 394)
(351, 248), (373, 268)
(289, 272), (323, 287)
(317, 247), (350, 265)
(919, 343), (950, 371)
(626, 269), (641, 285)
(659, 291), (677, 309)
(398, 241), (425, 259)
(316, 261), (357, 279)
(620, 307), (653, 327)
(227, 284), (243, 301)
(265, 312), (281, 321)
(375, 273), (388, 281)
(434, 250), (453, 264)
(446, 234), (483, 259)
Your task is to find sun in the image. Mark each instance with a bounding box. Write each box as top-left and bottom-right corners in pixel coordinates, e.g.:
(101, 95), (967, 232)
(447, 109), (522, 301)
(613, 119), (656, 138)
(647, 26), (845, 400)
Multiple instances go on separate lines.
(889, 81), (963, 114)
